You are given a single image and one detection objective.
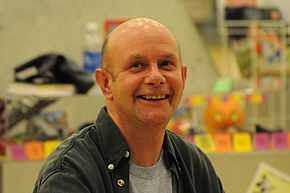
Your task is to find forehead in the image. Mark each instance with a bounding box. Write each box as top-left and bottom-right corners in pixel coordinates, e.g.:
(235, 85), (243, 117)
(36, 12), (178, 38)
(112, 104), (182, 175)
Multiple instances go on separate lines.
(107, 18), (178, 53)
(117, 18), (165, 33)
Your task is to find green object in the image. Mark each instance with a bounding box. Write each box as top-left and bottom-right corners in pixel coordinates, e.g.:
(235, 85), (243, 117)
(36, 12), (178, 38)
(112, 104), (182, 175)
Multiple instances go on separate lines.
(213, 77), (233, 93)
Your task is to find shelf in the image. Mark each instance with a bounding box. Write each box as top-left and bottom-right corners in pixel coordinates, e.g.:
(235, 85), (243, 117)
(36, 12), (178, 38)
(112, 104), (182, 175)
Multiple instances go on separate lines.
(6, 83), (76, 98)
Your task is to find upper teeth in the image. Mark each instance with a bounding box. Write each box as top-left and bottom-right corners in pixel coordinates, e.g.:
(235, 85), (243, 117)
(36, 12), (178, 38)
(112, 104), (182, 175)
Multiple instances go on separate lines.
(143, 95), (166, 100)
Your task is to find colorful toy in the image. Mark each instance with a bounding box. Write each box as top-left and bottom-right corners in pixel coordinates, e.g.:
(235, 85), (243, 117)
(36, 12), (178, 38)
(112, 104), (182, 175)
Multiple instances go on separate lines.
(204, 97), (245, 135)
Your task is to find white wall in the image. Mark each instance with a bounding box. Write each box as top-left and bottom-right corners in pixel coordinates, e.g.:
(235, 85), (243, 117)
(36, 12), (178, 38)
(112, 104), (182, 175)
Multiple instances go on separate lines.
(0, 0), (218, 130)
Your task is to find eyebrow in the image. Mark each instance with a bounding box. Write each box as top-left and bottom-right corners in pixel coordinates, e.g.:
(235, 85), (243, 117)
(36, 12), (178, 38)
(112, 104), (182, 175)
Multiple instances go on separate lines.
(159, 54), (177, 60)
(129, 54), (145, 61)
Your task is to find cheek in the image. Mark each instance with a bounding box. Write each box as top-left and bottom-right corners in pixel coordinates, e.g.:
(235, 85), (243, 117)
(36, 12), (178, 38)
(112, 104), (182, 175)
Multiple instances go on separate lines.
(113, 77), (140, 97)
(168, 75), (184, 93)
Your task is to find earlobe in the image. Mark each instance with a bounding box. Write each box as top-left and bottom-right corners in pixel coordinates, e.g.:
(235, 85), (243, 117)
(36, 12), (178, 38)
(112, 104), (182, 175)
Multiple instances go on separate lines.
(95, 69), (113, 99)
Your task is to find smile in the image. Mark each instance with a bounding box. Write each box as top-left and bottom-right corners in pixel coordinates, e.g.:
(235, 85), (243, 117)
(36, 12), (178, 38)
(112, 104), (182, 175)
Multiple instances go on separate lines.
(137, 95), (170, 101)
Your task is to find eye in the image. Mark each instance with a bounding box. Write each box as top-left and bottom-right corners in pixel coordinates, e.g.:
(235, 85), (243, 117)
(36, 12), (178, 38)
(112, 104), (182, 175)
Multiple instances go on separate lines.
(131, 63), (142, 68)
(129, 62), (145, 71)
(158, 59), (175, 70)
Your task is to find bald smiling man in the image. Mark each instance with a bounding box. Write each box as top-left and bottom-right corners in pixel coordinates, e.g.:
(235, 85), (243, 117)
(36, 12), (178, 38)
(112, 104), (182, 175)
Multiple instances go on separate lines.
(33, 18), (225, 193)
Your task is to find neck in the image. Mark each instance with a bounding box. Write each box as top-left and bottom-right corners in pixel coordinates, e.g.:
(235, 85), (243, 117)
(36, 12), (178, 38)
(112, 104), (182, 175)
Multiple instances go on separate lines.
(128, 128), (165, 166)
(107, 107), (166, 167)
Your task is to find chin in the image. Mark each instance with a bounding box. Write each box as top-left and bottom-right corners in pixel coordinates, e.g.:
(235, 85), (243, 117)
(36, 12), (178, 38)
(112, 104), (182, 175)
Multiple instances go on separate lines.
(137, 110), (171, 127)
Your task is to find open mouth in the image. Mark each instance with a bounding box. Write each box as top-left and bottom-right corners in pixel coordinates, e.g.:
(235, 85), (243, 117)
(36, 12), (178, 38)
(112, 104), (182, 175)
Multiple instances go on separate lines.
(137, 94), (170, 101)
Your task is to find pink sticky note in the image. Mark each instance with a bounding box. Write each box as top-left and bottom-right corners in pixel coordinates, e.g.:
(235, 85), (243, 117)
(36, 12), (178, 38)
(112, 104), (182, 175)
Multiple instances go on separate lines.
(185, 135), (194, 143)
(9, 144), (27, 160)
(254, 133), (271, 150)
(288, 132), (290, 148)
(272, 132), (288, 149)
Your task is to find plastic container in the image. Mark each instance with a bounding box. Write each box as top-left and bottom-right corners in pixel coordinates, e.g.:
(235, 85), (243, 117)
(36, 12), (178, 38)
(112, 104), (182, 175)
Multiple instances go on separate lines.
(83, 22), (102, 73)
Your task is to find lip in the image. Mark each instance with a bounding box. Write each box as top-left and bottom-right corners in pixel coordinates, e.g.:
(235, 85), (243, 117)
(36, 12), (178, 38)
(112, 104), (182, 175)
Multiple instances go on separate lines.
(135, 93), (172, 103)
(137, 94), (169, 100)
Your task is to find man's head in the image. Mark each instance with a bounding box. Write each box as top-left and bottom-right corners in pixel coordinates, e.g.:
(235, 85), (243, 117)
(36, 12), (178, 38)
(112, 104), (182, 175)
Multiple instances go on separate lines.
(101, 19), (183, 71)
(96, 17), (187, 129)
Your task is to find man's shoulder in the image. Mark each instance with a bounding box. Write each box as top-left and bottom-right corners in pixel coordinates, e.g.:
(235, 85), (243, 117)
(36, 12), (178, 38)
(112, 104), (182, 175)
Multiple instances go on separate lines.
(33, 124), (113, 193)
(38, 124), (100, 180)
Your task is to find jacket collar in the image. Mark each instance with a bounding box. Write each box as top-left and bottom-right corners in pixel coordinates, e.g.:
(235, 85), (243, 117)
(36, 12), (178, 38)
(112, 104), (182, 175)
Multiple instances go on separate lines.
(94, 107), (129, 166)
(94, 107), (180, 169)
(163, 130), (181, 172)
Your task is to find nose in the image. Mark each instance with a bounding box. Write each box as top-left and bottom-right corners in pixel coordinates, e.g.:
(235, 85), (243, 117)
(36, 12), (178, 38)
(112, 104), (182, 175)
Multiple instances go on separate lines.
(144, 64), (166, 86)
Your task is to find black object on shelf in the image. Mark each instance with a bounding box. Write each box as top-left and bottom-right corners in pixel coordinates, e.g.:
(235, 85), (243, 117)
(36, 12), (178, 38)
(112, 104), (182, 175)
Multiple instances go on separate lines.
(225, 6), (282, 40)
(225, 7), (282, 21)
(14, 53), (95, 94)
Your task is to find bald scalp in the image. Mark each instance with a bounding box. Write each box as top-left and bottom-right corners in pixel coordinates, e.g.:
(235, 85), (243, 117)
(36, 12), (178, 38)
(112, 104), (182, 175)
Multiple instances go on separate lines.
(101, 18), (182, 70)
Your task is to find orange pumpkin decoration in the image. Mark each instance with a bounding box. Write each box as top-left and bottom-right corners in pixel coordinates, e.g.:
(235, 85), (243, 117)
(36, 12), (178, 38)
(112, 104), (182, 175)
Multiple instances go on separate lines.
(204, 97), (245, 135)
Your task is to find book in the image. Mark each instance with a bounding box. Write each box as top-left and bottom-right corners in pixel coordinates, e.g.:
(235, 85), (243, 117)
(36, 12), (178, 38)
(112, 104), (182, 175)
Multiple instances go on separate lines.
(247, 162), (290, 193)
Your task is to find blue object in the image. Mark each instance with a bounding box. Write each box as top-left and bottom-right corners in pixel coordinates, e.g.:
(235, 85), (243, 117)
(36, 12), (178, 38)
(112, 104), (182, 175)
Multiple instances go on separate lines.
(83, 51), (101, 73)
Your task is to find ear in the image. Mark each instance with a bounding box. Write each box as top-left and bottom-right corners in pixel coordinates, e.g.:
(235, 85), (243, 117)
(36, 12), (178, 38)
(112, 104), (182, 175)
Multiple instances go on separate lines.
(181, 64), (187, 87)
(95, 68), (113, 100)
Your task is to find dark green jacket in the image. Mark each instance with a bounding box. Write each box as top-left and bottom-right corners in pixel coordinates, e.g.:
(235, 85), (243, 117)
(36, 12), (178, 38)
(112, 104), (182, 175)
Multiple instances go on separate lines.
(33, 107), (225, 193)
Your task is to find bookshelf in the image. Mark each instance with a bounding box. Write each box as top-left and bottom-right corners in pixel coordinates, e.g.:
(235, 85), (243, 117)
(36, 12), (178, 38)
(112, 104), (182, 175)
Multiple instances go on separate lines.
(216, 0), (289, 131)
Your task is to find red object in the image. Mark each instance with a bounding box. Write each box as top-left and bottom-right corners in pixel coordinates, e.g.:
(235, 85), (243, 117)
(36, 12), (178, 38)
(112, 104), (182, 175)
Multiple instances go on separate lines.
(0, 141), (6, 156)
(103, 19), (128, 35)
(226, 0), (257, 7)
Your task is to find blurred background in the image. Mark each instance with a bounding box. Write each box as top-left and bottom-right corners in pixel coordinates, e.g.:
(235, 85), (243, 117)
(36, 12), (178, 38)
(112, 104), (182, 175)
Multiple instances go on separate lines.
(1, 0), (290, 193)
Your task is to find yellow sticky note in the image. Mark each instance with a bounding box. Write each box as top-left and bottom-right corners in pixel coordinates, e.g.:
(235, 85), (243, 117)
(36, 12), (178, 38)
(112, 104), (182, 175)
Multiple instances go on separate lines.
(250, 94), (263, 104)
(44, 140), (62, 158)
(233, 132), (253, 152)
(230, 94), (244, 103)
(191, 96), (205, 106)
(194, 134), (215, 153)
